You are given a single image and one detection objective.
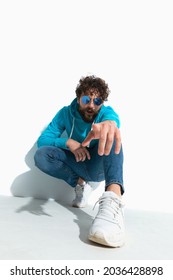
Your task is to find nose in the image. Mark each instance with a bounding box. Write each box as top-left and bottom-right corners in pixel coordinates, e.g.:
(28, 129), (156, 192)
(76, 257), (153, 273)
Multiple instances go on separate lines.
(87, 99), (95, 108)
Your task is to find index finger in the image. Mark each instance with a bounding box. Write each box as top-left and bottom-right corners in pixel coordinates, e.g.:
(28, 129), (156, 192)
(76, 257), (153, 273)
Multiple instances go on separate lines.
(82, 130), (95, 147)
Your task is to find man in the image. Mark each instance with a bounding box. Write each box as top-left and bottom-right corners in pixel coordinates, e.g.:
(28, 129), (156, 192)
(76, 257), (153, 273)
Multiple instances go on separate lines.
(34, 75), (125, 247)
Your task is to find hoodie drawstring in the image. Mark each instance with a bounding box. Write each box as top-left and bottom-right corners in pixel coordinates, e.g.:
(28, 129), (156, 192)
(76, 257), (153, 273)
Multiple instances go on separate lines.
(69, 117), (75, 138)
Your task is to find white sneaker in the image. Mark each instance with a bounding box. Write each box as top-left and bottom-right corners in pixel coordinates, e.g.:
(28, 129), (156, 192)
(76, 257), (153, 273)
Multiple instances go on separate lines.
(72, 182), (93, 208)
(88, 191), (125, 247)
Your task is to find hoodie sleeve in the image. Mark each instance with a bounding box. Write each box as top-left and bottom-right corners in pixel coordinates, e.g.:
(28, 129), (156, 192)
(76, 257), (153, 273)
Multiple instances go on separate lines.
(99, 106), (121, 128)
(37, 108), (68, 149)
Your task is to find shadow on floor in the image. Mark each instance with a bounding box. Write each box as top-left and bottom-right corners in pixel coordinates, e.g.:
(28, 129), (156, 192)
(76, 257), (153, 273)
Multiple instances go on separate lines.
(15, 198), (52, 216)
(14, 196), (98, 246)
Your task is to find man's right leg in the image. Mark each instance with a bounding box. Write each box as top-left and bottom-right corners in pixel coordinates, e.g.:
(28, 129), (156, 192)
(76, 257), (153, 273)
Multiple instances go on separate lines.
(34, 146), (93, 207)
(34, 146), (79, 187)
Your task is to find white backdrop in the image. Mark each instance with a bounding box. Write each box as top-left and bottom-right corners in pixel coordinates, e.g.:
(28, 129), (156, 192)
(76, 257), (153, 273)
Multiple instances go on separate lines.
(0, 0), (172, 212)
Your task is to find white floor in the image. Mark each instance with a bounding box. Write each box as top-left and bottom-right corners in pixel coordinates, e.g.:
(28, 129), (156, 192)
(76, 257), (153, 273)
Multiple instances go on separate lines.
(1, 192), (173, 260)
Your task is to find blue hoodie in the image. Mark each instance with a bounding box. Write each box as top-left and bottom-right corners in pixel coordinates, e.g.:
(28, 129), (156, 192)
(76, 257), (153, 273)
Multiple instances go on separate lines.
(37, 98), (120, 149)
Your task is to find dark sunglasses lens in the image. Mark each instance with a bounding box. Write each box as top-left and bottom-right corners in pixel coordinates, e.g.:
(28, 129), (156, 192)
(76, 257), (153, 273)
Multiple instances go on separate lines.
(81, 96), (90, 104)
(94, 98), (102, 106)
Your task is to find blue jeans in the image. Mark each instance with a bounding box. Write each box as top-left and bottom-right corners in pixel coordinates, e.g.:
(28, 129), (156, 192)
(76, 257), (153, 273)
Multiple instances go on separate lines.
(34, 141), (124, 194)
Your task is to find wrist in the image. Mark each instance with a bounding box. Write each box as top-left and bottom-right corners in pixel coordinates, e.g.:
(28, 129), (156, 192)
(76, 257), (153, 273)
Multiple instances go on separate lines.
(66, 138), (72, 148)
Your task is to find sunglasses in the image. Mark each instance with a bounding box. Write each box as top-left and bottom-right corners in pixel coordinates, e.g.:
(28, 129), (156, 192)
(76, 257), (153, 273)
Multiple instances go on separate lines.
(81, 95), (103, 106)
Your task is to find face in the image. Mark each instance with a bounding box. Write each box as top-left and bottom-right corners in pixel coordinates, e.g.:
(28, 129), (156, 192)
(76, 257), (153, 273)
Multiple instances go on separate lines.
(78, 89), (103, 122)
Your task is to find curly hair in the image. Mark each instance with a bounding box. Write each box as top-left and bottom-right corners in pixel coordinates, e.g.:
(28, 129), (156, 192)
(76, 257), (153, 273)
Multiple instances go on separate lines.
(75, 75), (110, 101)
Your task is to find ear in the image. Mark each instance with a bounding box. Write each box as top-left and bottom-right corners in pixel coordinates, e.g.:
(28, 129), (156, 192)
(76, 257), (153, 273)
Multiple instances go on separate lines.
(77, 98), (80, 104)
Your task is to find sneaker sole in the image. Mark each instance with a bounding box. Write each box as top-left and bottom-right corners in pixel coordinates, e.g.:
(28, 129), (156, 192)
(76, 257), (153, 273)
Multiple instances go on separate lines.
(88, 234), (125, 248)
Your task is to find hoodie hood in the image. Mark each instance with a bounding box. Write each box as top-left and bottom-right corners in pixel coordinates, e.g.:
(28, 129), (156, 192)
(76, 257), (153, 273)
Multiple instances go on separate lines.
(70, 98), (79, 117)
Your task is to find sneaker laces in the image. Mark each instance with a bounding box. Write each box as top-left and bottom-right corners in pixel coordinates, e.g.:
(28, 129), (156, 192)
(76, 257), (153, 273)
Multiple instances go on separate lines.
(93, 195), (124, 223)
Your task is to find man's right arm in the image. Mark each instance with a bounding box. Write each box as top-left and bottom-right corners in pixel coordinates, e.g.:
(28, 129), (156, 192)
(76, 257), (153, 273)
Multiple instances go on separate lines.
(37, 109), (68, 149)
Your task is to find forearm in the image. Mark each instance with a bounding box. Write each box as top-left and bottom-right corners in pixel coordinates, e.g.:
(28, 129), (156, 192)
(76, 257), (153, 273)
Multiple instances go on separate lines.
(37, 135), (68, 149)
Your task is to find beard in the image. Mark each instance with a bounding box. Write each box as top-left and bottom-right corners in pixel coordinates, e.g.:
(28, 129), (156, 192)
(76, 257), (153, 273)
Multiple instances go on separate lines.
(78, 107), (99, 123)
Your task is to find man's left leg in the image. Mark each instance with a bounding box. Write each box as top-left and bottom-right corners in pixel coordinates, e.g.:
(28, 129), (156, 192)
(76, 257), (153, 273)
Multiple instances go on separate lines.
(88, 142), (125, 247)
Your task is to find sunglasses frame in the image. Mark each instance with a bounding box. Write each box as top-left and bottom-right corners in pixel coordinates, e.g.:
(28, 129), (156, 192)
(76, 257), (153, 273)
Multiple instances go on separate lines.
(81, 95), (103, 106)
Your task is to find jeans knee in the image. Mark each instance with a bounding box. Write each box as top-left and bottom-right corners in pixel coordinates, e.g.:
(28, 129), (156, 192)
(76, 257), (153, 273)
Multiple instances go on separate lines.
(34, 146), (49, 169)
(34, 149), (43, 168)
